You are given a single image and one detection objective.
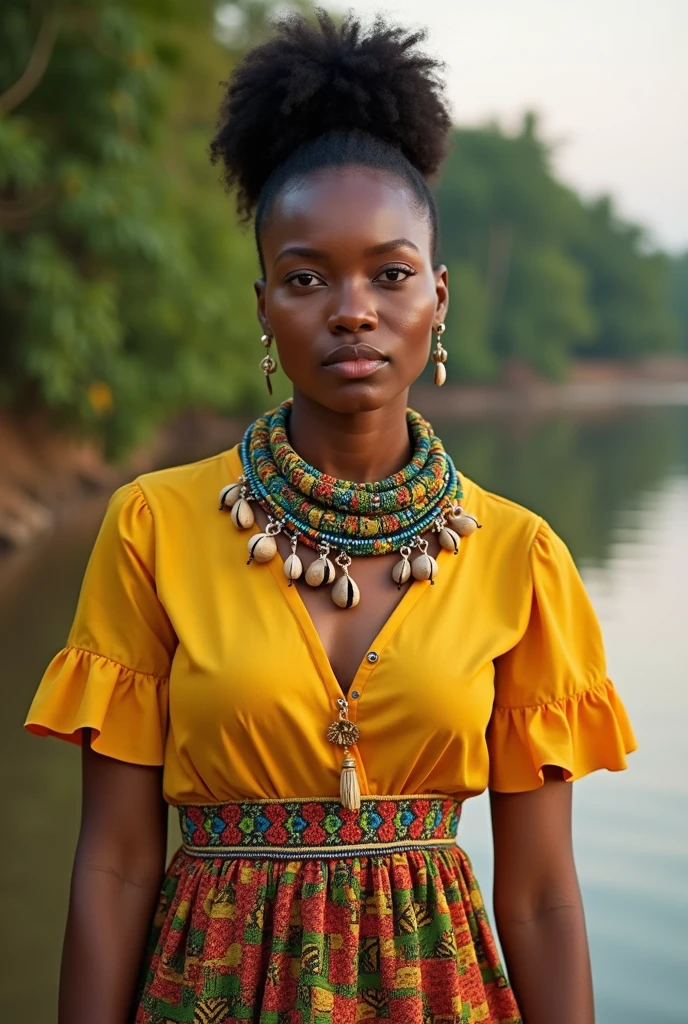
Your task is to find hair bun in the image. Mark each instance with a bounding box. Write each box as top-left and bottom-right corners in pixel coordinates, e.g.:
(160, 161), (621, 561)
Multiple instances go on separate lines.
(211, 9), (452, 218)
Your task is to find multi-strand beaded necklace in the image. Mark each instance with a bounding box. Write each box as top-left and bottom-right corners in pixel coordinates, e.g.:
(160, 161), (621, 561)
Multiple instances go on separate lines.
(218, 399), (480, 808)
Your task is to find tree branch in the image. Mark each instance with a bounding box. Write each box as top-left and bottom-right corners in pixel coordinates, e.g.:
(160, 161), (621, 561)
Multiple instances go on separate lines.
(0, 9), (59, 114)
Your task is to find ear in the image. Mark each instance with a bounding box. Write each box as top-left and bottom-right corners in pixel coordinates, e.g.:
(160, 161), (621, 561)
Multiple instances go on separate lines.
(433, 265), (449, 326)
(254, 278), (270, 335)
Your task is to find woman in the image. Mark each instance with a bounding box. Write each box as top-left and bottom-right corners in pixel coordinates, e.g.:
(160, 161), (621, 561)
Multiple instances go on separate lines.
(25, 12), (637, 1024)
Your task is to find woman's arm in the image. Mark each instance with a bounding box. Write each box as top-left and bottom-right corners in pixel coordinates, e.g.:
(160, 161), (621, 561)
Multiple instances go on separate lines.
(490, 767), (594, 1024)
(59, 731), (168, 1024)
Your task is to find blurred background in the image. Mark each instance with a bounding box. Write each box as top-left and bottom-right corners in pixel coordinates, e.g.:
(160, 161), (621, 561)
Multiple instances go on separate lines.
(1, 1), (686, 1021)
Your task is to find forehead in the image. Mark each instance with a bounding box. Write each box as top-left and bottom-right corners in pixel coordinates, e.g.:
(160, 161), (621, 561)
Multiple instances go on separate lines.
(260, 166), (433, 263)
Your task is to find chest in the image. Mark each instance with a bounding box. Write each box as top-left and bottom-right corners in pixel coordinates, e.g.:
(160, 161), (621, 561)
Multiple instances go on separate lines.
(253, 505), (443, 696)
(161, 489), (524, 795)
(167, 520), (498, 770)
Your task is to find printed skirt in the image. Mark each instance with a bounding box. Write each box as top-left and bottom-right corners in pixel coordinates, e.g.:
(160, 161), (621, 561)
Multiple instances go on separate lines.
(134, 795), (521, 1024)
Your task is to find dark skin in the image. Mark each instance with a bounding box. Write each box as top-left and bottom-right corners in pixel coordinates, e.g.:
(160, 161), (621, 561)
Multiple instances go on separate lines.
(61, 738), (167, 1024)
(63, 166), (593, 1023)
(255, 168), (448, 694)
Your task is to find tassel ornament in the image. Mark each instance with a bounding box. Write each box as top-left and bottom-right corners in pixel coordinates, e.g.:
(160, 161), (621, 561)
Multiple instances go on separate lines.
(327, 698), (361, 810)
(326, 718), (360, 747)
(340, 753), (361, 810)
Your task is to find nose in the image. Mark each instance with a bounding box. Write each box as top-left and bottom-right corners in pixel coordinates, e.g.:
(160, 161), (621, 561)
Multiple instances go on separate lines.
(327, 283), (378, 334)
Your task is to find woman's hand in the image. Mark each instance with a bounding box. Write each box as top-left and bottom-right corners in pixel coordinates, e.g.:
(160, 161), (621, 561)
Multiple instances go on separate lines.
(490, 767), (594, 1024)
(58, 732), (168, 1024)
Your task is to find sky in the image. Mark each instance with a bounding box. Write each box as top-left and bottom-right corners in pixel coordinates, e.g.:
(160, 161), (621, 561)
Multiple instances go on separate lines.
(321, 0), (688, 252)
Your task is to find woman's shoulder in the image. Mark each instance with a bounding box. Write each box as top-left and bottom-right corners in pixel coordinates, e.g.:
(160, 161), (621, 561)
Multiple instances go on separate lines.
(121, 443), (243, 516)
(461, 475), (544, 550)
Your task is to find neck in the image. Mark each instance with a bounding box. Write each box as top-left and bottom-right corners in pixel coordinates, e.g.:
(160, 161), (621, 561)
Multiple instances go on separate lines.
(287, 389), (413, 482)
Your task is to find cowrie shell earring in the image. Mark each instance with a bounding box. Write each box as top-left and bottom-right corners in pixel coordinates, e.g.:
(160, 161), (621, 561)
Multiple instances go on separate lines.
(431, 323), (448, 386)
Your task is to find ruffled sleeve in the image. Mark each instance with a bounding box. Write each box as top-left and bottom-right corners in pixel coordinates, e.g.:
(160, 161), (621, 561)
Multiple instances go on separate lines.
(24, 482), (176, 765)
(487, 520), (637, 792)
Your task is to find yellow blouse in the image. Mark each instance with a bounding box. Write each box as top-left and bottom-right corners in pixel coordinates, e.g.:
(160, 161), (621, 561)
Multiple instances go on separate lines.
(25, 443), (637, 805)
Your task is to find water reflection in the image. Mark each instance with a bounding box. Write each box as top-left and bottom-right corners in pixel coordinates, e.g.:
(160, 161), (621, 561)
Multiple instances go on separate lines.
(439, 405), (688, 567)
(2, 404), (687, 1023)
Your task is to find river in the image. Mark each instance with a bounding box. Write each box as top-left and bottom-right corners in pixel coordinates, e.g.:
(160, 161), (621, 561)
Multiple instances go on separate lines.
(2, 402), (687, 1022)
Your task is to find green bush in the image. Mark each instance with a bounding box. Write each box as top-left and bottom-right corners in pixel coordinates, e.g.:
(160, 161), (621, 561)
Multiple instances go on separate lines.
(0, 0), (287, 455)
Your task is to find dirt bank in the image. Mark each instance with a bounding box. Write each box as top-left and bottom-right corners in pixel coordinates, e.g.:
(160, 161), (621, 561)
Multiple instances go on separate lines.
(0, 411), (243, 553)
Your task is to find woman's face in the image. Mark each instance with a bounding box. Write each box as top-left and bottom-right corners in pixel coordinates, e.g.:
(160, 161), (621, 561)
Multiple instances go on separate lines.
(255, 166), (448, 414)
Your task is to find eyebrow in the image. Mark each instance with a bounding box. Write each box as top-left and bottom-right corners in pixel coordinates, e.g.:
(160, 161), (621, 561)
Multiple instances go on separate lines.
(274, 237), (421, 265)
(364, 238), (421, 256)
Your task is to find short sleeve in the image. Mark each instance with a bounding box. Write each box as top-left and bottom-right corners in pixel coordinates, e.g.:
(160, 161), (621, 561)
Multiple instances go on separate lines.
(487, 520), (637, 792)
(24, 481), (176, 765)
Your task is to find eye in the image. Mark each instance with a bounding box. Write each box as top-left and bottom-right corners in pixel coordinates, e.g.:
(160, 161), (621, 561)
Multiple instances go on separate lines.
(375, 265), (416, 284)
(285, 272), (325, 288)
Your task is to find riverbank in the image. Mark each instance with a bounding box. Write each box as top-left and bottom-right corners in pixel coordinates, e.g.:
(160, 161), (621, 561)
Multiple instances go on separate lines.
(0, 409), (244, 552)
(413, 355), (688, 418)
(2, 356), (688, 553)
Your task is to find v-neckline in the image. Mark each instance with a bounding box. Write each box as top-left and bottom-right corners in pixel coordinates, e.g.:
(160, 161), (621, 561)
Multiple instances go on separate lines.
(265, 535), (454, 712)
(224, 444), (469, 712)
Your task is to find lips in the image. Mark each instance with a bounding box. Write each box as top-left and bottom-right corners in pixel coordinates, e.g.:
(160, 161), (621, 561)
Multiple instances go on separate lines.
(322, 343), (388, 366)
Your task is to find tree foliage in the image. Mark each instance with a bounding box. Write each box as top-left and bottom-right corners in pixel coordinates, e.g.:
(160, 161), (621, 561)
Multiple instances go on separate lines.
(669, 251), (688, 353)
(436, 115), (677, 379)
(0, 0), (294, 455)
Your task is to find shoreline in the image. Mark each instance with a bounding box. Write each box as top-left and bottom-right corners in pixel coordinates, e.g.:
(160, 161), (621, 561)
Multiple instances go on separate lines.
(2, 356), (688, 554)
(413, 355), (688, 419)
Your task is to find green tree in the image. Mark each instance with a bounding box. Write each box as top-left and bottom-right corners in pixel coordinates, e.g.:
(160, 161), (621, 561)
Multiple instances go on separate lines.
(436, 115), (595, 379)
(0, 0), (293, 456)
(499, 244), (595, 378)
(568, 196), (676, 358)
(669, 250), (688, 352)
(436, 115), (676, 380)
(445, 261), (495, 380)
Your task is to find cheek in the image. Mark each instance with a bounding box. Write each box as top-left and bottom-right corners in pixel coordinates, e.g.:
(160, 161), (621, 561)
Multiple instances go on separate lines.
(266, 294), (321, 372)
(266, 289), (323, 339)
(263, 303), (320, 391)
(390, 290), (436, 360)
(395, 298), (436, 334)
(384, 272), (437, 326)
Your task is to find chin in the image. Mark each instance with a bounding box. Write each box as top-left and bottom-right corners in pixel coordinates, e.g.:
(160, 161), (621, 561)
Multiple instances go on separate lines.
(316, 381), (405, 415)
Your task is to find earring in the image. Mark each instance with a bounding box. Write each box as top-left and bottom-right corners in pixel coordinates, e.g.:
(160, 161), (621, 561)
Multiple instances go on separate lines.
(259, 333), (277, 395)
(431, 323), (448, 386)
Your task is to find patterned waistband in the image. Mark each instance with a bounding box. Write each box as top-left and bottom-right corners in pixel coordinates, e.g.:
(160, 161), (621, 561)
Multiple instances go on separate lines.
(178, 795), (462, 860)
